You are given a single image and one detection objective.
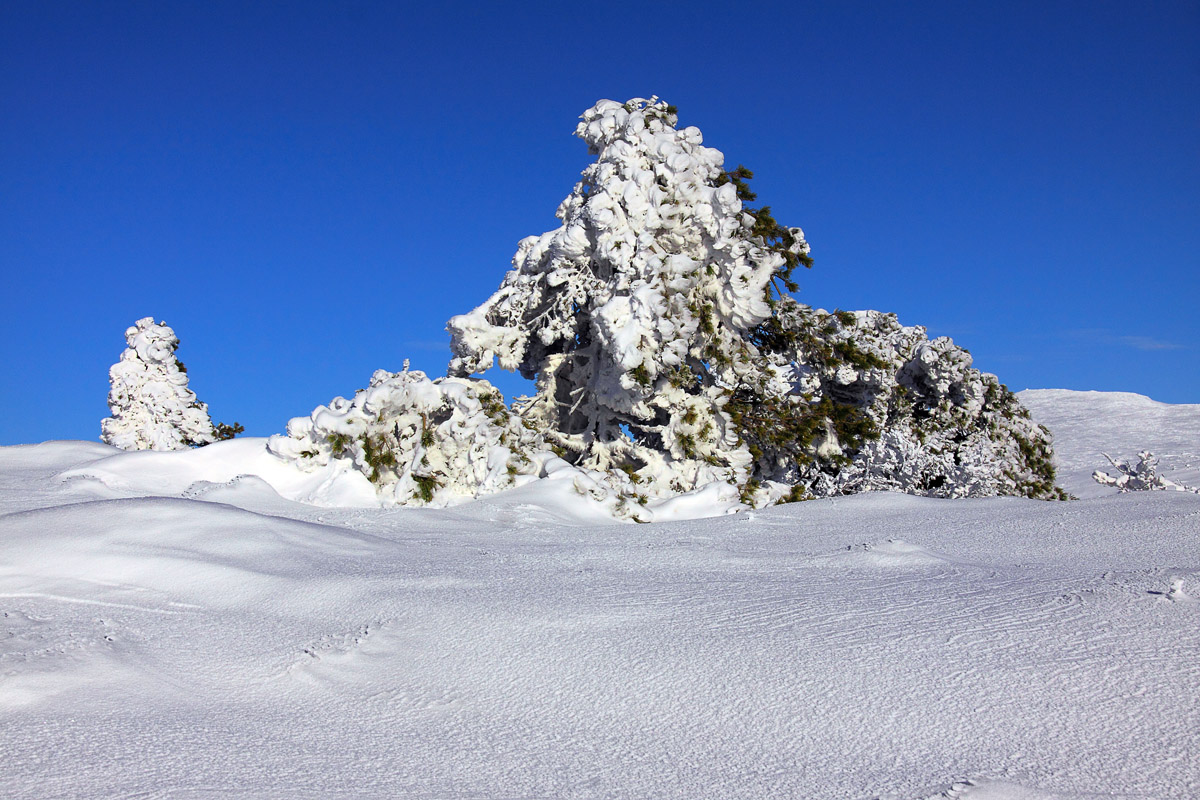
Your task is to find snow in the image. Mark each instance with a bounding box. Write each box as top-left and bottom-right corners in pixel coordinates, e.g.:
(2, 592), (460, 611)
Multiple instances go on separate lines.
(1019, 389), (1200, 498)
(1, 390), (1198, 798)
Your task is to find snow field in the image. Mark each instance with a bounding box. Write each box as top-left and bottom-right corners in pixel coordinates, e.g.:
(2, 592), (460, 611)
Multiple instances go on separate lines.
(0, 390), (1197, 798)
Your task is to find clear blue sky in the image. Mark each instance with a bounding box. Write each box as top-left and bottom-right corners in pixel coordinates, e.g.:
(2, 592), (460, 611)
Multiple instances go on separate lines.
(2, 0), (1197, 445)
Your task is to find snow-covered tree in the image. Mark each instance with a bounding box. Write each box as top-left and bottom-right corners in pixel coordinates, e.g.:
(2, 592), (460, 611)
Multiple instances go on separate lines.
(101, 317), (219, 451)
(448, 97), (812, 500)
(1093, 451), (1199, 494)
(268, 366), (544, 506)
(448, 97), (1062, 504)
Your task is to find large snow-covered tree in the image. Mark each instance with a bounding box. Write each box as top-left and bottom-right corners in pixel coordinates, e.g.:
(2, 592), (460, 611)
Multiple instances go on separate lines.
(101, 317), (220, 451)
(448, 97), (812, 499)
(448, 97), (1062, 503)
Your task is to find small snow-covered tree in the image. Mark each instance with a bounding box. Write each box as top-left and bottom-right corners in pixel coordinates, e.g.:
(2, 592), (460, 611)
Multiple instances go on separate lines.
(448, 97), (1062, 503)
(101, 317), (219, 451)
(268, 367), (543, 506)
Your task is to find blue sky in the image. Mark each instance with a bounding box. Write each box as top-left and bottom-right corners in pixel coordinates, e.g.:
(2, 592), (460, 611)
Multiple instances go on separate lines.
(2, 0), (1197, 445)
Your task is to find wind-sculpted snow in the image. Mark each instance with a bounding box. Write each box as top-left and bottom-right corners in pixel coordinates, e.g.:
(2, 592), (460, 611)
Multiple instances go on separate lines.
(100, 317), (216, 451)
(0, 390), (1197, 798)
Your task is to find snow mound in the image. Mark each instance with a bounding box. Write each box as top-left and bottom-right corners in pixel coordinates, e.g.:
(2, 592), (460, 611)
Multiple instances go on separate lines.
(813, 538), (975, 570)
(924, 777), (1135, 799)
(60, 437), (380, 508)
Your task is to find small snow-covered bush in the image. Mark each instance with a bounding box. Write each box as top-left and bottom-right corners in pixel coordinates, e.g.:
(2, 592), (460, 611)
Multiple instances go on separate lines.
(1093, 451), (1199, 494)
(101, 317), (220, 451)
(268, 367), (544, 506)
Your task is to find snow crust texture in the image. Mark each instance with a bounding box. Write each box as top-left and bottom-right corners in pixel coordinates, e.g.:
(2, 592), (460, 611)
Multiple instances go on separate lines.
(1, 390), (1197, 798)
(100, 317), (216, 451)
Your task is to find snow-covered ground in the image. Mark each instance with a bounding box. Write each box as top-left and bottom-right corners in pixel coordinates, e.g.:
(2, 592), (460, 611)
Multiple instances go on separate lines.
(1, 390), (1197, 799)
(1019, 389), (1200, 498)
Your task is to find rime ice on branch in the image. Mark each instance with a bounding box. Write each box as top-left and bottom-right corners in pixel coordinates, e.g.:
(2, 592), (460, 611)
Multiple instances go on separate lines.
(101, 317), (217, 451)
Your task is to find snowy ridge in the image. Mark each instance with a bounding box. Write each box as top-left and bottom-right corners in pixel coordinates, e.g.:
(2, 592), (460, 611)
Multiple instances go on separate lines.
(1, 389), (1197, 797)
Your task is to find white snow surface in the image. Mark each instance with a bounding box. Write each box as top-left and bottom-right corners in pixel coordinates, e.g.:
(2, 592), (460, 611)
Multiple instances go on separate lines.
(1, 391), (1197, 798)
(1019, 389), (1200, 498)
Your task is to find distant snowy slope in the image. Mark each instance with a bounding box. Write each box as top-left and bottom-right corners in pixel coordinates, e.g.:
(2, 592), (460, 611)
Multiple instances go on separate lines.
(1020, 389), (1200, 498)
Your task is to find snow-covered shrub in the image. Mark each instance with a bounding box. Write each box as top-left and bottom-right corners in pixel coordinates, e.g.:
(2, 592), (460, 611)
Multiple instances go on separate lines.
(448, 97), (1062, 504)
(101, 317), (220, 451)
(1093, 452), (1199, 494)
(268, 367), (545, 506)
(751, 302), (1064, 500)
